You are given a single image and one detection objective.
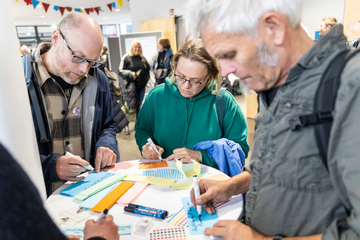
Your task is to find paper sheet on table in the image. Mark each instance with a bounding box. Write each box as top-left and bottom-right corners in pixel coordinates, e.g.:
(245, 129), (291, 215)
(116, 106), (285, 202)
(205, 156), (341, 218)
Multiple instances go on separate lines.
(124, 174), (175, 187)
(143, 168), (184, 179)
(74, 172), (127, 201)
(60, 172), (115, 197)
(91, 181), (134, 212)
(175, 159), (201, 178)
(202, 174), (229, 181)
(106, 162), (133, 171)
(116, 182), (149, 206)
(80, 182), (120, 209)
(138, 160), (169, 169)
(171, 182), (193, 190)
(62, 224), (132, 237)
(169, 163), (207, 178)
(181, 197), (219, 235)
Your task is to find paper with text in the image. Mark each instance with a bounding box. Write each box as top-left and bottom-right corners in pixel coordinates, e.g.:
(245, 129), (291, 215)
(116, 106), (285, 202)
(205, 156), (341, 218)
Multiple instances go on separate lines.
(62, 224), (132, 237)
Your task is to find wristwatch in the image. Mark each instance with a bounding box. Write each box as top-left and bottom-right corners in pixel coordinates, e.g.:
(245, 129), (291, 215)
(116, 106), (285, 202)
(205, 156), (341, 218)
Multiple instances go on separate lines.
(273, 235), (285, 240)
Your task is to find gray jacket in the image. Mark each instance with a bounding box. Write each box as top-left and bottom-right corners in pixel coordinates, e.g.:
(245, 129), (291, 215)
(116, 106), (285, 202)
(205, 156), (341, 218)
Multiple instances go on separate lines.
(245, 24), (360, 239)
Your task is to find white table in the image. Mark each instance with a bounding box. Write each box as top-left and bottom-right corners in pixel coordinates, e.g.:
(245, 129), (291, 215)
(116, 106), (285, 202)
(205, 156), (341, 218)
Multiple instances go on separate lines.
(45, 160), (243, 240)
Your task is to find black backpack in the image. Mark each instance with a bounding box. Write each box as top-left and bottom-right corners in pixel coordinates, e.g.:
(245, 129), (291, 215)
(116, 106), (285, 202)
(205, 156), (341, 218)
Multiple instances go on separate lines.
(289, 49), (359, 171)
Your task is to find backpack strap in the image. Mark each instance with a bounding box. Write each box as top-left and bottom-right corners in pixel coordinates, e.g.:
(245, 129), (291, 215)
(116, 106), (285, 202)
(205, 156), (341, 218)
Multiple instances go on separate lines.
(216, 87), (226, 137)
(22, 54), (49, 143)
(290, 49), (360, 170)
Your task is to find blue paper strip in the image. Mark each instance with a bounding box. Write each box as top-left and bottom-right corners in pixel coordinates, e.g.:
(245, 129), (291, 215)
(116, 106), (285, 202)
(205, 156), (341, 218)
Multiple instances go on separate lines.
(181, 197), (219, 235)
(62, 224), (132, 237)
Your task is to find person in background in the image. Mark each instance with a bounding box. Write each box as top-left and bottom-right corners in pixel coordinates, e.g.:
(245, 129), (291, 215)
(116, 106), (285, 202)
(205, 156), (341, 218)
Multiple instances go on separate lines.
(118, 40), (150, 135)
(22, 12), (119, 196)
(135, 40), (249, 175)
(152, 37), (174, 85)
(319, 17), (337, 36)
(0, 143), (119, 240)
(186, 0), (360, 239)
(20, 44), (30, 56)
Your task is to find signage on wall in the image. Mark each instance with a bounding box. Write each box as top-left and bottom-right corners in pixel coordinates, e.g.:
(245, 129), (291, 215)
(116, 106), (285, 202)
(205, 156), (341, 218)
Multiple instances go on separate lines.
(169, 8), (174, 16)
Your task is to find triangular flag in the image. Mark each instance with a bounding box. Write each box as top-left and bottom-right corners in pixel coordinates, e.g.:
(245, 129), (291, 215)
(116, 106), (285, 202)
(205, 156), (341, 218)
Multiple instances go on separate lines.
(90, 7), (94, 13)
(112, 2), (116, 7)
(16, 0), (19, 2)
(24, 0), (32, 6)
(80, 9), (84, 13)
(118, 0), (123, 7)
(66, 7), (72, 12)
(59, 6), (65, 16)
(32, 0), (39, 8)
(99, 7), (104, 12)
(53, 5), (59, 11)
(94, 7), (100, 15)
(42, 3), (50, 13)
(107, 3), (112, 11)
(85, 8), (91, 15)
(74, 8), (81, 12)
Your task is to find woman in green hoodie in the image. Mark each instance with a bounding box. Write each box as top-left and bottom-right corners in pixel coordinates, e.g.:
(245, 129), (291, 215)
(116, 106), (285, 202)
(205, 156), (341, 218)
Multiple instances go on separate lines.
(135, 40), (249, 170)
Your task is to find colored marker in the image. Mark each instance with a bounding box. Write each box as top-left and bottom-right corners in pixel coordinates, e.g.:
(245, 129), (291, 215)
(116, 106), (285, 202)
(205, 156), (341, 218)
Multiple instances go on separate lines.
(193, 175), (202, 216)
(147, 138), (162, 161)
(124, 206), (168, 219)
(65, 151), (94, 171)
(128, 204), (168, 215)
(96, 209), (108, 222)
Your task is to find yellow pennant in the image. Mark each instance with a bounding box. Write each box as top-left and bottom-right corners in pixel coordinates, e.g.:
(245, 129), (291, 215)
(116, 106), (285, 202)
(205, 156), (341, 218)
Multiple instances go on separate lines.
(118, 0), (123, 7)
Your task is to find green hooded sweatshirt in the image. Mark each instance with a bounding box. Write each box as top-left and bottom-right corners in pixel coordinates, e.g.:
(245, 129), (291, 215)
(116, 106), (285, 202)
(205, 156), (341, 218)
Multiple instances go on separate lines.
(135, 78), (249, 169)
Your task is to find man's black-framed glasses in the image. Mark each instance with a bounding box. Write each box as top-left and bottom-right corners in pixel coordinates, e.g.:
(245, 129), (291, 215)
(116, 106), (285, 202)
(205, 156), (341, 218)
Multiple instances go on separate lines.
(174, 71), (210, 88)
(59, 29), (102, 68)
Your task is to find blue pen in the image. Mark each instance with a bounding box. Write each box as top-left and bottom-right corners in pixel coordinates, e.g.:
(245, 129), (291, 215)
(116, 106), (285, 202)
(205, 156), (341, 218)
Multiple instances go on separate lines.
(124, 206), (168, 219)
(128, 204), (168, 215)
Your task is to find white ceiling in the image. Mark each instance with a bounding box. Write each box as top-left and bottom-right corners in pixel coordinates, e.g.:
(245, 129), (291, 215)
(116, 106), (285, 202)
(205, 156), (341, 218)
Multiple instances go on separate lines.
(11, 0), (132, 26)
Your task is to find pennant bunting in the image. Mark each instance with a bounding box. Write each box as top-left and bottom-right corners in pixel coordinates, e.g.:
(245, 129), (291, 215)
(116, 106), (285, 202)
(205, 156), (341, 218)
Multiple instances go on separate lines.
(16, 0), (19, 2)
(24, 0), (32, 6)
(32, 0), (39, 9)
(80, 9), (84, 13)
(94, 7), (100, 15)
(66, 7), (72, 12)
(112, 2), (116, 8)
(53, 5), (59, 11)
(74, 8), (81, 12)
(90, 7), (94, 13)
(118, 0), (123, 7)
(99, 7), (104, 12)
(85, 8), (91, 15)
(59, 6), (65, 16)
(42, 2), (50, 13)
(107, 3), (113, 11)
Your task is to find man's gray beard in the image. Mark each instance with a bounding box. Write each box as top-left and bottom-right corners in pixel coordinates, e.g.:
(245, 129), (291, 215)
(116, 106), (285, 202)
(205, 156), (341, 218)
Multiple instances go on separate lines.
(256, 42), (279, 67)
(53, 54), (82, 85)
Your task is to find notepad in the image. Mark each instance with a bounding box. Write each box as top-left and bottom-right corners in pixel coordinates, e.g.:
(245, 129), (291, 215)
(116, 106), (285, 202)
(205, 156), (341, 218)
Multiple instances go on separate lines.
(91, 181), (134, 212)
(182, 197), (219, 235)
(60, 172), (115, 197)
(116, 182), (149, 206)
(138, 160), (169, 169)
(74, 172), (127, 201)
(176, 159), (201, 178)
(124, 174), (175, 188)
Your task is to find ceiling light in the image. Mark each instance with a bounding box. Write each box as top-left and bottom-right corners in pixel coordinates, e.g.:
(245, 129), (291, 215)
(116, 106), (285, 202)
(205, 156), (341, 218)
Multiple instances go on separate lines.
(51, 24), (57, 29)
(26, 33), (31, 36)
(116, 9), (120, 11)
(43, 22), (47, 24)
(40, 15), (45, 18)
(103, 17), (107, 20)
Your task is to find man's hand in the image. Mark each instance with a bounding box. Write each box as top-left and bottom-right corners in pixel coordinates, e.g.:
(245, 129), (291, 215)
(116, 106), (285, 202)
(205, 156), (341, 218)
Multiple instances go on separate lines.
(204, 220), (266, 240)
(84, 215), (119, 240)
(94, 147), (117, 172)
(190, 179), (233, 215)
(56, 155), (91, 181)
(142, 143), (164, 159)
(165, 147), (202, 163)
(66, 235), (80, 240)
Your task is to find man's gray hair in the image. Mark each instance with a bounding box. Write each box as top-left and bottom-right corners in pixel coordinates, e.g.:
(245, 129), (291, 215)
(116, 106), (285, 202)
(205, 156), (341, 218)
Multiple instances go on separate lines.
(186, 0), (302, 39)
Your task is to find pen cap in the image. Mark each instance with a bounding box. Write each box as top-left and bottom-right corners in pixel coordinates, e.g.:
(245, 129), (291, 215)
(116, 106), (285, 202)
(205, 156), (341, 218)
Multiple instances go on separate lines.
(124, 206), (135, 212)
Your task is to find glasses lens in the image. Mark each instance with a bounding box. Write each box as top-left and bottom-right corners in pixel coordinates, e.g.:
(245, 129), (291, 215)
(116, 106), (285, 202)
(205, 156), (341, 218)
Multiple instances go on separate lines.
(190, 80), (201, 86)
(72, 56), (86, 63)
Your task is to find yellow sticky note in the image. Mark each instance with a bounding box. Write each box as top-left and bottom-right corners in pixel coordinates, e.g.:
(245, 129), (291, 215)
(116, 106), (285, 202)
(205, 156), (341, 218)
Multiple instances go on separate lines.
(91, 182), (134, 213)
(171, 182), (193, 190)
(124, 174), (175, 188)
(175, 159), (201, 178)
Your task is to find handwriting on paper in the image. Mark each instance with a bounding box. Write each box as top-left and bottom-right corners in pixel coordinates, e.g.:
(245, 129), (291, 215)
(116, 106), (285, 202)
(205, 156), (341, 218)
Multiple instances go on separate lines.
(138, 160), (169, 169)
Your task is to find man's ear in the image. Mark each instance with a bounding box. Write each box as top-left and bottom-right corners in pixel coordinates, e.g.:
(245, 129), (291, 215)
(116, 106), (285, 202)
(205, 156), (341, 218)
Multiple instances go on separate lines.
(258, 12), (286, 46)
(51, 30), (60, 46)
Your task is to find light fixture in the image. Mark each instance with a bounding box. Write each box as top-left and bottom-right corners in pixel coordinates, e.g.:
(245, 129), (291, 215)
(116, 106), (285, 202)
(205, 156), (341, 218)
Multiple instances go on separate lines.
(115, 9), (120, 12)
(51, 24), (57, 29)
(26, 33), (31, 36)
(40, 15), (45, 18)
(103, 17), (107, 20)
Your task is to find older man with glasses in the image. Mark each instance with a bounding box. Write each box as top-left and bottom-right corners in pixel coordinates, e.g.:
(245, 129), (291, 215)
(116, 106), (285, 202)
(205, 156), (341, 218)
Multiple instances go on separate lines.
(22, 12), (119, 196)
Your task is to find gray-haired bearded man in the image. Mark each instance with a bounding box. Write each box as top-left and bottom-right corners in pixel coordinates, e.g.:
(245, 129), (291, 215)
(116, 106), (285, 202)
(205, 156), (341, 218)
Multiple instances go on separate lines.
(187, 0), (360, 239)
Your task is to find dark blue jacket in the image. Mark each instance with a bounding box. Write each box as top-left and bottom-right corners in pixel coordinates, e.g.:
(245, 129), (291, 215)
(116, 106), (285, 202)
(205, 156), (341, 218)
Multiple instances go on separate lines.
(27, 60), (120, 196)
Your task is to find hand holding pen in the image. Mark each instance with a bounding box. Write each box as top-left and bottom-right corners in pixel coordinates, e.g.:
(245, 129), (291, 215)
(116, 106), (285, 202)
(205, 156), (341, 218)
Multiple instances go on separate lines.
(142, 138), (164, 160)
(55, 152), (93, 181)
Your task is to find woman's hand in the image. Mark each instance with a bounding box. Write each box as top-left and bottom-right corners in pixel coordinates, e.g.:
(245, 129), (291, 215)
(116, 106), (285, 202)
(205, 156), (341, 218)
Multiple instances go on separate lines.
(142, 143), (164, 159)
(165, 147), (202, 163)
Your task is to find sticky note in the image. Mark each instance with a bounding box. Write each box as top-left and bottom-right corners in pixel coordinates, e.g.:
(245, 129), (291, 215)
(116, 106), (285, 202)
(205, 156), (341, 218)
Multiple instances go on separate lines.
(74, 172), (127, 201)
(91, 181), (134, 212)
(80, 183), (120, 209)
(143, 168), (184, 179)
(116, 182), (149, 206)
(60, 172), (114, 197)
(124, 174), (175, 188)
(171, 182), (193, 190)
(182, 197), (219, 235)
(175, 159), (201, 178)
(138, 160), (169, 169)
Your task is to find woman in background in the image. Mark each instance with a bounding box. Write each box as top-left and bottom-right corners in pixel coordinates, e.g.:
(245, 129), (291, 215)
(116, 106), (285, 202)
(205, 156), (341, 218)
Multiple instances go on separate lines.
(119, 40), (150, 134)
(152, 37), (173, 85)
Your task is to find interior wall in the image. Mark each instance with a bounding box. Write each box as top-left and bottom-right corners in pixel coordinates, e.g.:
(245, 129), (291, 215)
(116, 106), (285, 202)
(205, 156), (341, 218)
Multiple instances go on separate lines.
(130, 0), (186, 33)
(343, 0), (360, 40)
(301, 0), (345, 39)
